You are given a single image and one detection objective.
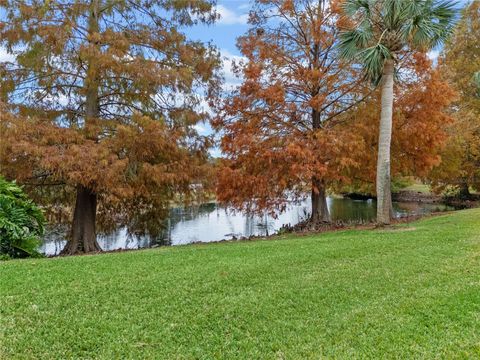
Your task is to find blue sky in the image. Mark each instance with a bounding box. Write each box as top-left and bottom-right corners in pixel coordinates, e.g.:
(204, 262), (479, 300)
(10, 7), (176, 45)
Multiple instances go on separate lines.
(186, 0), (250, 57)
(182, 1), (252, 146)
(184, 0), (252, 92)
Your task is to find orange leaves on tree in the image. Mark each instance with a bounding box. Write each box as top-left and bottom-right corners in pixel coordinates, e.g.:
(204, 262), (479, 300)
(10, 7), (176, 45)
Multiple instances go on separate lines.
(214, 0), (368, 220)
(428, 2), (480, 195)
(336, 55), (456, 194)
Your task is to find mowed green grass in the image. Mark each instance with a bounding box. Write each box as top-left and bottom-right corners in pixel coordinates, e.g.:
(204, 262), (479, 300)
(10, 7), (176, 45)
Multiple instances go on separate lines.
(1, 209), (480, 359)
(402, 183), (432, 194)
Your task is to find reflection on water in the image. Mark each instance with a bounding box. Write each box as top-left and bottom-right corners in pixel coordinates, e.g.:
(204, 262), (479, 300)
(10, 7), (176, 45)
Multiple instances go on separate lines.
(40, 197), (454, 255)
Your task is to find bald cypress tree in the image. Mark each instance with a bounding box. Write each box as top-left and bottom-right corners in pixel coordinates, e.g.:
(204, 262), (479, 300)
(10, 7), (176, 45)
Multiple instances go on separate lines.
(0, 0), (221, 254)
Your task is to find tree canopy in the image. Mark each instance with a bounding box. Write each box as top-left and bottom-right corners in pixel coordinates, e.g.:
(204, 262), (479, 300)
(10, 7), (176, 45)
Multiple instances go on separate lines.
(339, 0), (458, 83)
(428, 1), (480, 196)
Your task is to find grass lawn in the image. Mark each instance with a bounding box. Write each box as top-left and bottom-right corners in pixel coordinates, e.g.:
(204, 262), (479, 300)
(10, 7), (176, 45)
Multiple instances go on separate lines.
(401, 182), (480, 196)
(1, 209), (480, 359)
(402, 183), (432, 194)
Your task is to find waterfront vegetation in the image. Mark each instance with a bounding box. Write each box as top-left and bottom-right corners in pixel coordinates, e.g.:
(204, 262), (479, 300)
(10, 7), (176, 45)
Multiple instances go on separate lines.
(2, 208), (480, 358)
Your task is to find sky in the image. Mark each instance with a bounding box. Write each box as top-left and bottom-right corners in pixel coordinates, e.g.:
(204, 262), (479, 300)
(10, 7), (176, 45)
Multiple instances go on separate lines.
(184, 0), (252, 92)
(187, 1), (250, 55)
(182, 0), (253, 148)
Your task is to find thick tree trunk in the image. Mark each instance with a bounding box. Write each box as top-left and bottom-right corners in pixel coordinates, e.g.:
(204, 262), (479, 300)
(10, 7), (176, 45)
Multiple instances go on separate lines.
(311, 177), (330, 223)
(376, 59), (395, 225)
(62, 0), (101, 255)
(61, 185), (101, 255)
(310, 107), (330, 224)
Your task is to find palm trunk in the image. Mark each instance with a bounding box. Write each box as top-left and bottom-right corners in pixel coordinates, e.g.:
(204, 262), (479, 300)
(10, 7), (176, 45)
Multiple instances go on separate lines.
(376, 59), (395, 225)
(311, 177), (330, 223)
(62, 0), (101, 254)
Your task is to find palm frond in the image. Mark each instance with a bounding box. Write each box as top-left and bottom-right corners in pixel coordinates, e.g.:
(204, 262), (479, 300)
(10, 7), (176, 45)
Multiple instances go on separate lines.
(339, 0), (458, 83)
(404, 0), (458, 49)
(338, 26), (374, 60)
(358, 43), (393, 82)
(342, 0), (372, 17)
(384, 0), (406, 29)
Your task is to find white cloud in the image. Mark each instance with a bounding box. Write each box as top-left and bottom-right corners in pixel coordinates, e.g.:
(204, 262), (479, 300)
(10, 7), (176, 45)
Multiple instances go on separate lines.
(221, 49), (246, 91)
(0, 48), (16, 63)
(216, 4), (248, 25)
(193, 123), (208, 134)
(427, 50), (440, 61)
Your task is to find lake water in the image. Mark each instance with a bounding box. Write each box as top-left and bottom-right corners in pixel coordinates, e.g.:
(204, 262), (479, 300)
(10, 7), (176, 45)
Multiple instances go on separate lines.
(40, 197), (454, 255)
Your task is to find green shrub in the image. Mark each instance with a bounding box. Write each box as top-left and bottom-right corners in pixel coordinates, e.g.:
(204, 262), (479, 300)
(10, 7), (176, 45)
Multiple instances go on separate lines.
(391, 177), (415, 193)
(0, 177), (45, 259)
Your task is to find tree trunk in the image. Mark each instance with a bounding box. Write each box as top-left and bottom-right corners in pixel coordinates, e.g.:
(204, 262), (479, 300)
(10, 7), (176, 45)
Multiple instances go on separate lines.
(62, 0), (101, 255)
(376, 59), (395, 225)
(311, 177), (330, 223)
(61, 185), (101, 255)
(459, 181), (471, 199)
(310, 107), (331, 224)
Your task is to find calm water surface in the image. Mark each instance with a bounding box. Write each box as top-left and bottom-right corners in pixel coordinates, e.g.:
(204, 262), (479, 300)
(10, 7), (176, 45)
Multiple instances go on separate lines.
(40, 197), (454, 255)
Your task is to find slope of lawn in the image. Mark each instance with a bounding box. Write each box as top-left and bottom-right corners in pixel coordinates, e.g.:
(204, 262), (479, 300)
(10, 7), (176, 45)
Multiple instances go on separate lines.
(1, 209), (480, 359)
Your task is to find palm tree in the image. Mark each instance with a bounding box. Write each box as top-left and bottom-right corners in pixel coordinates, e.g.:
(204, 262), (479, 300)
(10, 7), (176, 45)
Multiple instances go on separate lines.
(339, 0), (457, 224)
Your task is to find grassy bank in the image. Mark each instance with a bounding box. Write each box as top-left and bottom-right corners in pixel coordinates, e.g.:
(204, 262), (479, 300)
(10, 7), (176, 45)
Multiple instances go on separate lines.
(1, 209), (480, 359)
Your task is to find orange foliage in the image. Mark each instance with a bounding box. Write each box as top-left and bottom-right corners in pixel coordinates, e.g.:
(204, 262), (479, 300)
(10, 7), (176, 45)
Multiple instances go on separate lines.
(1, 113), (212, 198)
(337, 55), (456, 194)
(213, 0), (367, 217)
(214, 3), (455, 211)
(428, 2), (480, 194)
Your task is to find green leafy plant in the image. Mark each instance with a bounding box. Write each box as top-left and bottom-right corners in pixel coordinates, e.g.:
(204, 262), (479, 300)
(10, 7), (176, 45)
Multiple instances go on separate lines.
(0, 176), (45, 259)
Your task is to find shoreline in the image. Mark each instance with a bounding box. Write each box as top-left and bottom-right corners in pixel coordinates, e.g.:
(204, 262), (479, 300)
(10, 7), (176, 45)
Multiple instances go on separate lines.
(345, 189), (480, 208)
(35, 190), (480, 259)
(41, 208), (457, 259)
